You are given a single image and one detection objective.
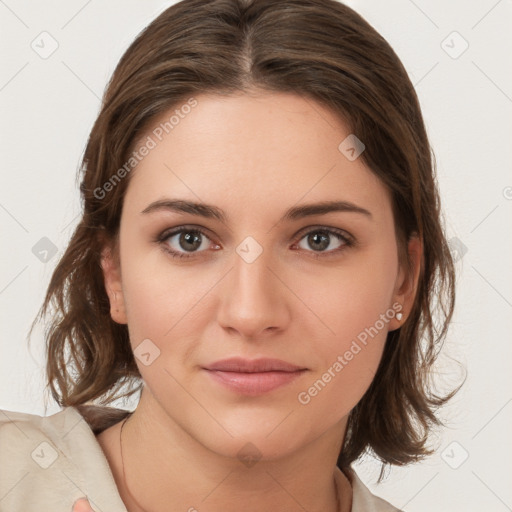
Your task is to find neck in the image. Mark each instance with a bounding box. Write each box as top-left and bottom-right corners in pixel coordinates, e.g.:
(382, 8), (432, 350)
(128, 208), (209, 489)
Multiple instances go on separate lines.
(105, 389), (352, 512)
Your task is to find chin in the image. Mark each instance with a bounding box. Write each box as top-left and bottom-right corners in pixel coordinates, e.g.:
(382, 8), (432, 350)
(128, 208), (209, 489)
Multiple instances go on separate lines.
(198, 412), (315, 462)
(208, 433), (304, 465)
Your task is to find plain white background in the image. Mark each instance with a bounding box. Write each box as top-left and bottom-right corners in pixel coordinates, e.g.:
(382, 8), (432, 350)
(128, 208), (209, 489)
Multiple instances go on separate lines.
(1, 1), (511, 511)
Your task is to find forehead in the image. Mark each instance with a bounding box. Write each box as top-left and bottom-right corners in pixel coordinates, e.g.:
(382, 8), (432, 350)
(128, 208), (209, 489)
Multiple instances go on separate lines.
(123, 91), (391, 222)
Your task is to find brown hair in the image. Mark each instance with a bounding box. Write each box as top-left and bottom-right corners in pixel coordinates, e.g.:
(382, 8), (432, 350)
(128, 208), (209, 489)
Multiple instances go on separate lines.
(30, 0), (460, 471)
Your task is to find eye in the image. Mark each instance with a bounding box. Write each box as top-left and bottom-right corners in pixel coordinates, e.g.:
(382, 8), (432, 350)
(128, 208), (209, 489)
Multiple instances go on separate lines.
(293, 227), (354, 258)
(157, 226), (218, 259)
(156, 225), (355, 260)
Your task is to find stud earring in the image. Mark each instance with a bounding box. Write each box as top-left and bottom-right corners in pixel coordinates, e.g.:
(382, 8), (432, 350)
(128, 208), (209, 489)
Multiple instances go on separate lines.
(396, 311), (403, 321)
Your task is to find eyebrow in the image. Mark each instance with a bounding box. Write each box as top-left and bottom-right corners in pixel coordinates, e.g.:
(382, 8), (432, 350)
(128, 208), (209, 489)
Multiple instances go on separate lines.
(141, 199), (373, 222)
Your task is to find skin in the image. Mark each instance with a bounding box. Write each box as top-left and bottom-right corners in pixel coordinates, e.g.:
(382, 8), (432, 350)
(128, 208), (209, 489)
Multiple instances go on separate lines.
(72, 498), (94, 512)
(93, 90), (422, 512)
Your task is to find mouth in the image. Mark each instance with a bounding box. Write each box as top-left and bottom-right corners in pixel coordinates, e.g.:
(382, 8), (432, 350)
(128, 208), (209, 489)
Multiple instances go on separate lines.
(203, 357), (308, 395)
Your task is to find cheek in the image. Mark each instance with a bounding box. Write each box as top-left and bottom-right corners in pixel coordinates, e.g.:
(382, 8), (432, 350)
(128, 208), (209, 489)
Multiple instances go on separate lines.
(295, 343), (384, 434)
(119, 248), (228, 391)
(292, 244), (397, 414)
(294, 298), (390, 425)
(120, 239), (209, 338)
(120, 262), (209, 402)
(326, 237), (398, 336)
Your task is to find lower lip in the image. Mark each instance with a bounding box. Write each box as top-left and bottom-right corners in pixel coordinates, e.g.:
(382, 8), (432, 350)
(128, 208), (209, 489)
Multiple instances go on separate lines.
(204, 369), (306, 395)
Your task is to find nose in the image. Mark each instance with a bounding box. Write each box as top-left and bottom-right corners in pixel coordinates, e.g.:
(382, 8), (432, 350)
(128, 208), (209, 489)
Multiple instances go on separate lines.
(216, 246), (291, 340)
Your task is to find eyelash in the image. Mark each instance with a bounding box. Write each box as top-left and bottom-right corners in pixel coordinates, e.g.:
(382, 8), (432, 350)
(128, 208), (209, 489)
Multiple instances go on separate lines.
(155, 225), (355, 260)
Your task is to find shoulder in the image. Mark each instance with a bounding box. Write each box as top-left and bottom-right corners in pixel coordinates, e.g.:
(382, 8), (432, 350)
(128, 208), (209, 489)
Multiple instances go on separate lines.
(343, 466), (403, 512)
(0, 406), (129, 512)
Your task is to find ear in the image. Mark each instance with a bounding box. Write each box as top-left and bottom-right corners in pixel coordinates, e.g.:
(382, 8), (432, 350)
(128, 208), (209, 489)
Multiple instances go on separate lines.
(100, 238), (128, 325)
(390, 234), (422, 330)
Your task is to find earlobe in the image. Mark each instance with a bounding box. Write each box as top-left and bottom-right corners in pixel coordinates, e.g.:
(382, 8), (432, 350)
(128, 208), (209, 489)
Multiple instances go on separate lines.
(391, 234), (422, 330)
(100, 243), (128, 325)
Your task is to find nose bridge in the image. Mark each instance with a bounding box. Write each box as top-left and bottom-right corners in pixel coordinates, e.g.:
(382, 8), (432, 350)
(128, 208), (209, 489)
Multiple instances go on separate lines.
(217, 239), (288, 337)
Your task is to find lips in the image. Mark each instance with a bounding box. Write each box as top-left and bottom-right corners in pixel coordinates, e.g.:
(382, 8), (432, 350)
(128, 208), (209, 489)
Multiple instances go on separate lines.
(204, 357), (305, 373)
(203, 357), (307, 395)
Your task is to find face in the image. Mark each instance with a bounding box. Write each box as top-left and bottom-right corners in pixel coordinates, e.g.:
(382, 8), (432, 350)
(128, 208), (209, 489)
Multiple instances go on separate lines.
(102, 91), (420, 461)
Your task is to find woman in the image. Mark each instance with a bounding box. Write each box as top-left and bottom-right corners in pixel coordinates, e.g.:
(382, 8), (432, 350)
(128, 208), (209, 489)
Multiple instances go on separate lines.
(0, 0), (459, 510)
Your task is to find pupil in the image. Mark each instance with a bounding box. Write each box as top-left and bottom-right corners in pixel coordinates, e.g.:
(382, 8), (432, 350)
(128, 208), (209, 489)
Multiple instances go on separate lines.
(309, 232), (329, 251)
(181, 231), (201, 251)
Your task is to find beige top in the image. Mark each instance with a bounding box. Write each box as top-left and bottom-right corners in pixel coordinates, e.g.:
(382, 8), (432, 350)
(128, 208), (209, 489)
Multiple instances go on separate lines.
(0, 406), (402, 511)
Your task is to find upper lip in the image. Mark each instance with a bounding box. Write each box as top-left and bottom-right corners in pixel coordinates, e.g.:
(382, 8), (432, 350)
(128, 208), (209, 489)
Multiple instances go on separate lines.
(204, 357), (306, 373)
